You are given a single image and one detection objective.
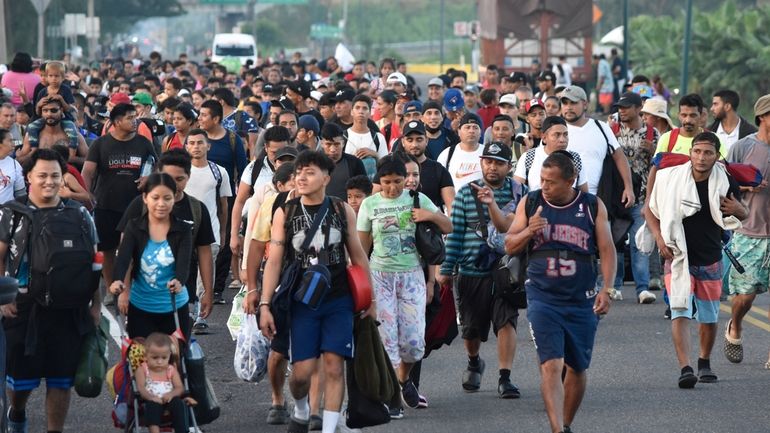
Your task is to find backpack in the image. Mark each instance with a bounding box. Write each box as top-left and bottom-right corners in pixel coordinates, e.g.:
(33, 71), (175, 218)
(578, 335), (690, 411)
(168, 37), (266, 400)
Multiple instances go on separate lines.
(593, 119), (632, 246)
(233, 111), (250, 141)
(249, 151), (269, 196)
(5, 198), (96, 308)
(667, 128), (681, 152)
(345, 129), (381, 180)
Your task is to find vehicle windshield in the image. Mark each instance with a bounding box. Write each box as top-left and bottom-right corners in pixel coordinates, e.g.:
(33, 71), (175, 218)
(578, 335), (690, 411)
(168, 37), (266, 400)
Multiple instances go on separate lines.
(215, 45), (254, 56)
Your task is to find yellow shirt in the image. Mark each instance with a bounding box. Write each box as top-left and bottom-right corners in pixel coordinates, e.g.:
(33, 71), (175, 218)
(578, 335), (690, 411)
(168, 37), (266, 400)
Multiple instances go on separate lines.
(655, 129), (727, 158)
(252, 193), (278, 243)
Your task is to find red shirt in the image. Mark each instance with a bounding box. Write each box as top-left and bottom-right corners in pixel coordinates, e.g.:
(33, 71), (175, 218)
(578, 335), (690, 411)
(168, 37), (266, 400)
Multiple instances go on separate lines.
(477, 106), (500, 131)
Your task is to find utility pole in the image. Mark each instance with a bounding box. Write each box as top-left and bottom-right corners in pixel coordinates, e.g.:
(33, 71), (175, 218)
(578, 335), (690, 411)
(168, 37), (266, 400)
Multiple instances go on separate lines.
(680, 0), (693, 95)
(0, 0), (7, 64)
(29, 0), (53, 58)
(439, 0), (445, 70)
(622, 0), (629, 81)
(87, 0), (96, 60)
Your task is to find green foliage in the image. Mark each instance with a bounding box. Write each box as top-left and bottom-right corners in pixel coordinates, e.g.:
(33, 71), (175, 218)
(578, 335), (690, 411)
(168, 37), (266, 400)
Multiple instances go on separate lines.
(628, 0), (770, 117)
(6, 0), (183, 59)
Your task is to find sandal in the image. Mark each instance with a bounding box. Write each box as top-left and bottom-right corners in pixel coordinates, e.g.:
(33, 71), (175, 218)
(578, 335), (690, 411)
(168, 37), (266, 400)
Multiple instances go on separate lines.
(723, 319), (744, 364)
(698, 367), (718, 383)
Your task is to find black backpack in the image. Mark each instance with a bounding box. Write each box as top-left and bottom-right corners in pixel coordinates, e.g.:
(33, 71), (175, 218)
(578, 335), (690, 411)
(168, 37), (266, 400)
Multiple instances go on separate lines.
(6, 198), (97, 308)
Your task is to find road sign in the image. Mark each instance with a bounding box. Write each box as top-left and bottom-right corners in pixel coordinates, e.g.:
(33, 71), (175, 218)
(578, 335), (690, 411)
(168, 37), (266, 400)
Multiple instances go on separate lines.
(310, 23), (341, 40)
(63, 13), (87, 37)
(28, 0), (52, 15)
(86, 17), (100, 39)
(453, 21), (468, 37)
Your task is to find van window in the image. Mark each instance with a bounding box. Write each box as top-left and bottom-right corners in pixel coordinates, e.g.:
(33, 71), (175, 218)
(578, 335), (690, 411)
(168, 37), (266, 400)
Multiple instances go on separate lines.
(215, 45), (254, 56)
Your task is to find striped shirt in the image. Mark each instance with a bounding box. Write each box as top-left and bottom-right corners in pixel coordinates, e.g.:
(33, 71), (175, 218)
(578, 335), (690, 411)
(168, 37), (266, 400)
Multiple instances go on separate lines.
(440, 177), (518, 277)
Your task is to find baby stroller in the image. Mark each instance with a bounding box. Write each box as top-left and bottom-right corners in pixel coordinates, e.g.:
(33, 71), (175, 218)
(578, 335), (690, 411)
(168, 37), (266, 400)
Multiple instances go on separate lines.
(106, 292), (200, 433)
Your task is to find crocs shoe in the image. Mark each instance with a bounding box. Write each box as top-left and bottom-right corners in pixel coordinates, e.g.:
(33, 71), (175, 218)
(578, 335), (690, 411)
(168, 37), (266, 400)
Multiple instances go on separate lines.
(723, 319), (743, 364)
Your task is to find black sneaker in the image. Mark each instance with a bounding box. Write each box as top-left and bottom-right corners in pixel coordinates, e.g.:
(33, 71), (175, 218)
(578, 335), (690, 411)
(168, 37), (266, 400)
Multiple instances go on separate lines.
(664, 306), (671, 320)
(388, 406), (404, 419)
(213, 292), (226, 304)
(497, 380), (521, 399)
(401, 379), (420, 408)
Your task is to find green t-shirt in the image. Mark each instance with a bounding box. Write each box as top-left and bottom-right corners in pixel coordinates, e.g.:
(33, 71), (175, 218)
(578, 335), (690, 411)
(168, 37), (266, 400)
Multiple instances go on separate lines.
(357, 190), (439, 272)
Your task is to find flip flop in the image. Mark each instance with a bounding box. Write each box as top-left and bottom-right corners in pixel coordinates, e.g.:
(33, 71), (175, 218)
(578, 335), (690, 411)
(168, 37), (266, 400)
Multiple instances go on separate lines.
(698, 367), (718, 383)
(723, 319), (744, 364)
(678, 371), (697, 389)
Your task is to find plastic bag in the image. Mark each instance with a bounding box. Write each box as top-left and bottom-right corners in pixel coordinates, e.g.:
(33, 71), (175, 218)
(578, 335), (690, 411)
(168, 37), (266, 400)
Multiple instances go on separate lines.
(226, 285), (247, 340)
(233, 315), (270, 383)
(75, 316), (109, 398)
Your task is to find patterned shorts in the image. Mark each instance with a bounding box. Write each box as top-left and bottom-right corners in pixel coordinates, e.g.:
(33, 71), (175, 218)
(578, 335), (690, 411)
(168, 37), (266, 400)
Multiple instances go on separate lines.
(728, 233), (770, 296)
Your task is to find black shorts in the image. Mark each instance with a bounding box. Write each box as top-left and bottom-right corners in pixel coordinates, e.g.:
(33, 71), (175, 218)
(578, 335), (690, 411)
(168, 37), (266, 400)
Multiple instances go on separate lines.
(4, 306), (89, 391)
(271, 330), (290, 358)
(127, 303), (191, 343)
(94, 208), (123, 251)
(456, 274), (519, 342)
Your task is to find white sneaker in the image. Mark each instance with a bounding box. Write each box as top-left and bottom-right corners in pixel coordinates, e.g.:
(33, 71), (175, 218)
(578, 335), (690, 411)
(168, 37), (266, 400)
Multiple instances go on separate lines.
(638, 290), (657, 304)
(609, 288), (623, 301)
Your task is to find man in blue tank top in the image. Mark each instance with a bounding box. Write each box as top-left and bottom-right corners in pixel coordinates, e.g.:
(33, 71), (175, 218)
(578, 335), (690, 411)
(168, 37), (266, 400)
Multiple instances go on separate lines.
(505, 151), (615, 433)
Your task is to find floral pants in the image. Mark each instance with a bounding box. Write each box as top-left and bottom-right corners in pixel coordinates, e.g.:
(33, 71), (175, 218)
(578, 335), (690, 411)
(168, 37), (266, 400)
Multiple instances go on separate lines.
(372, 268), (427, 367)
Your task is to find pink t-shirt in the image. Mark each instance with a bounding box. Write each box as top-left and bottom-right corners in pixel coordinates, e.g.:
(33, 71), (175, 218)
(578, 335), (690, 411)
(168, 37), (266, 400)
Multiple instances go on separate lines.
(1, 71), (41, 107)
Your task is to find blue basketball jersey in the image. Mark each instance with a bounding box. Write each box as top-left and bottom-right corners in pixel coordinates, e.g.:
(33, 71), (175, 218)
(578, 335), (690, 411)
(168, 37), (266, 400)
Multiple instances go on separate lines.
(526, 190), (599, 306)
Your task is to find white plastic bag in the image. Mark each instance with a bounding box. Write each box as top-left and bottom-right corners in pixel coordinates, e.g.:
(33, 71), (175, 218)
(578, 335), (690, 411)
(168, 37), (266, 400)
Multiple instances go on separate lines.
(226, 285), (247, 340)
(233, 314), (270, 383)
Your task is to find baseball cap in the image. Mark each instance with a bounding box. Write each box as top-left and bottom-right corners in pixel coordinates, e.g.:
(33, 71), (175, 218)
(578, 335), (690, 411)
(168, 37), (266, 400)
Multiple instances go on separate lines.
(178, 89), (191, 97)
(427, 77), (444, 87)
(287, 80), (311, 99)
(614, 92), (643, 108)
(631, 84), (654, 100)
(481, 141), (513, 163)
(560, 85), (587, 102)
(110, 92), (131, 105)
(754, 94), (770, 125)
(443, 88), (465, 112)
(402, 120), (426, 136)
(464, 85), (479, 95)
(270, 97), (296, 112)
(263, 83), (283, 96)
(459, 112), (482, 128)
(524, 98), (545, 114)
(403, 100), (423, 115)
(310, 90), (323, 102)
(131, 93), (153, 106)
(332, 87), (356, 103)
(386, 72), (407, 86)
(275, 146), (299, 160)
(537, 71), (556, 83)
(541, 115), (567, 133)
(509, 71), (527, 83)
(318, 91), (336, 107)
(499, 94), (518, 107)
(298, 114), (320, 136)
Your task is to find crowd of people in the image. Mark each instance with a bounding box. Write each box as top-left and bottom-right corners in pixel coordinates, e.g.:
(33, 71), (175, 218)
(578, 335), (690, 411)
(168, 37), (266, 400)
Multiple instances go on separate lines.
(0, 47), (767, 433)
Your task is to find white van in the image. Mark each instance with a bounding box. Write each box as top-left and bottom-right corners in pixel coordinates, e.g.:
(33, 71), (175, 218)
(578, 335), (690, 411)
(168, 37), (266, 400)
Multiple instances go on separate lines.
(211, 33), (257, 66)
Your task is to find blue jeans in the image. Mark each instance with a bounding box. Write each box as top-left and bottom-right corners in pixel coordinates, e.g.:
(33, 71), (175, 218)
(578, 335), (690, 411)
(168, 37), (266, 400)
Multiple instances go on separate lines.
(596, 250), (624, 290)
(627, 203), (650, 295)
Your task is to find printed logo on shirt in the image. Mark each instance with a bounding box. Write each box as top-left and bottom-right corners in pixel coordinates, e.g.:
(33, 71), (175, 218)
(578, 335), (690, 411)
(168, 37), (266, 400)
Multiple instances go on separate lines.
(455, 162), (480, 179)
(575, 203), (585, 218)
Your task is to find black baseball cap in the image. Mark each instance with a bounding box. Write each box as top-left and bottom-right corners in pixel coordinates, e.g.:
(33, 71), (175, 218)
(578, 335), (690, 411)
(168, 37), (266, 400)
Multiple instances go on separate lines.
(614, 91), (643, 108)
(481, 141), (513, 163)
(332, 87), (356, 103)
(537, 71), (556, 84)
(275, 146), (299, 160)
(510, 71), (528, 83)
(402, 120), (426, 136)
(287, 80), (311, 99)
(318, 91), (336, 107)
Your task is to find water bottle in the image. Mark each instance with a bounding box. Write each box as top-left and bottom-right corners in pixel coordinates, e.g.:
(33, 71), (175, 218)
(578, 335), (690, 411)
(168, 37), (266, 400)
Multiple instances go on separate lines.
(189, 338), (204, 360)
(140, 156), (155, 177)
(92, 251), (104, 272)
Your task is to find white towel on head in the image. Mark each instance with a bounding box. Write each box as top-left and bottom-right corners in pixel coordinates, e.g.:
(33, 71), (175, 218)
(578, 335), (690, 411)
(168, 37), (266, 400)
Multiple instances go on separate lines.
(647, 161), (741, 310)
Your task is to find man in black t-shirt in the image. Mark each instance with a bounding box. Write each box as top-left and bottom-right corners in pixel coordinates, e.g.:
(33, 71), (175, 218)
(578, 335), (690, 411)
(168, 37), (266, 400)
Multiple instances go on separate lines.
(82, 103), (157, 300)
(117, 150), (217, 322)
(320, 123), (366, 200)
(375, 120), (455, 213)
(644, 132), (747, 389)
(252, 150), (373, 433)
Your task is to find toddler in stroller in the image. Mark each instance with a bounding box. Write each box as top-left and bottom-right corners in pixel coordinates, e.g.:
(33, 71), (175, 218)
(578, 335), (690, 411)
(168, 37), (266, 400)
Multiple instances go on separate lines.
(135, 332), (187, 433)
